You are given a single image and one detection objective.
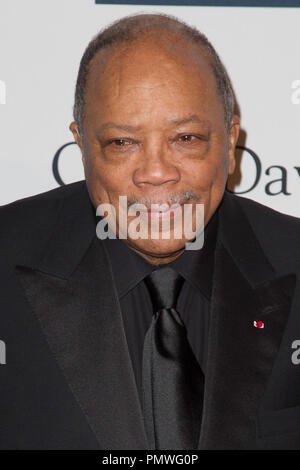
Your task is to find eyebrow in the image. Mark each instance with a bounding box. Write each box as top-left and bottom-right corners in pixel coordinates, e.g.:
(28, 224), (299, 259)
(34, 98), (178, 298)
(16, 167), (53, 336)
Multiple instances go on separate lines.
(96, 115), (210, 134)
(96, 122), (143, 133)
(168, 115), (210, 127)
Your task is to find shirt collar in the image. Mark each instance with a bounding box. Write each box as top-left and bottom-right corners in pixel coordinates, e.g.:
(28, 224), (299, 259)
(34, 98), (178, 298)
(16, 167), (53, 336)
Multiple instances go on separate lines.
(101, 233), (154, 299)
(100, 205), (219, 301)
(168, 206), (218, 299)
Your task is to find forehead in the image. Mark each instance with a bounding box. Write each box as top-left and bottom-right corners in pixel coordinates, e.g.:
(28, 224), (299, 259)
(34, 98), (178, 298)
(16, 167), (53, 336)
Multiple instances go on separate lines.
(88, 33), (216, 86)
(84, 33), (222, 123)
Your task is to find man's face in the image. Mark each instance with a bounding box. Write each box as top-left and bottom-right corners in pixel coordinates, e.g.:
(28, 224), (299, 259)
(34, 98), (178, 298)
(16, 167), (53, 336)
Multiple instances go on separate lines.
(70, 35), (239, 263)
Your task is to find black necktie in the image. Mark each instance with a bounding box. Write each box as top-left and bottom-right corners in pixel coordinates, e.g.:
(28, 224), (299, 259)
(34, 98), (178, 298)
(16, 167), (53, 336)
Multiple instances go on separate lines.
(142, 266), (204, 450)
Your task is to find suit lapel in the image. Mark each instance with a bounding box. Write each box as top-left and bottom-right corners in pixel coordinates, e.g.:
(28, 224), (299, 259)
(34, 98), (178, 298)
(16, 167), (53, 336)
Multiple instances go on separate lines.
(198, 193), (297, 449)
(15, 183), (148, 450)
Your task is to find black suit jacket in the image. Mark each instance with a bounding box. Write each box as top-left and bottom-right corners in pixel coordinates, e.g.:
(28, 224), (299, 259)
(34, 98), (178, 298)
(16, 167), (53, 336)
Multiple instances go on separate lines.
(0, 180), (300, 450)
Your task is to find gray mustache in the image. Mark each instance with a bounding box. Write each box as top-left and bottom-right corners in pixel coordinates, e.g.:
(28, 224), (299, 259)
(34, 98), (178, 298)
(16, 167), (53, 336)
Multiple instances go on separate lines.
(126, 191), (198, 208)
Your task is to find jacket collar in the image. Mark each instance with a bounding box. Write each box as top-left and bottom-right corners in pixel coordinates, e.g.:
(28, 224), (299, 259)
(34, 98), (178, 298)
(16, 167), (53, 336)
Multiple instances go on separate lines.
(218, 191), (275, 287)
(18, 181), (96, 279)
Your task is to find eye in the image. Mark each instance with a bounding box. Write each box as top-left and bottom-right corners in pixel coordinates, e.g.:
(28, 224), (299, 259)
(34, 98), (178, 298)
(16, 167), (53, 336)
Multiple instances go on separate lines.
(105, 138), (137, 152)
(111, 139), (131, 147)
(179, 135), (199, 143)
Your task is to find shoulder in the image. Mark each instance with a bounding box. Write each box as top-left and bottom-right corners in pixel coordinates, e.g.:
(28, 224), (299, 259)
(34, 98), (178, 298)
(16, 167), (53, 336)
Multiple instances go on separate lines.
(0, 180), (86, 223)
(230, 191), (300, 230)
(225, 191), (300, 267)
(0, 180), (87, 254)
(0, 180), (86, 213)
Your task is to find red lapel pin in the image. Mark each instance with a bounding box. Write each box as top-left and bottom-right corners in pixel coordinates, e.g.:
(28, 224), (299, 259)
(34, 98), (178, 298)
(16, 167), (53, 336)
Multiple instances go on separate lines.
(254, 320), (264, 329)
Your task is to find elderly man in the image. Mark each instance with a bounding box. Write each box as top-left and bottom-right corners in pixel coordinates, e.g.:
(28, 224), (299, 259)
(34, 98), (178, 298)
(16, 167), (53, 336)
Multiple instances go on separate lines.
(0, 13), (300, 450)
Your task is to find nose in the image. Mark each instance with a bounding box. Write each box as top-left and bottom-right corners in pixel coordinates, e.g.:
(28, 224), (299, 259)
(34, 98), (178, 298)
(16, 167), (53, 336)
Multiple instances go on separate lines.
(133, 139), (180, 187)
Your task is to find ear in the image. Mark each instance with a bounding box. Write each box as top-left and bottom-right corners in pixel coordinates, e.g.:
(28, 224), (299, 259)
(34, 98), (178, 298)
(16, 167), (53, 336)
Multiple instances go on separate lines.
(227, 114), (240, 175)
(69, 121), (86, 166)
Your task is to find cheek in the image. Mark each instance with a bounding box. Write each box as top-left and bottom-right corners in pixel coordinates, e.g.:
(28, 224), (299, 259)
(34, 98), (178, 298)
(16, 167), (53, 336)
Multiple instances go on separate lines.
(184, 158), (226, 192)
(84, 152), (134, 203)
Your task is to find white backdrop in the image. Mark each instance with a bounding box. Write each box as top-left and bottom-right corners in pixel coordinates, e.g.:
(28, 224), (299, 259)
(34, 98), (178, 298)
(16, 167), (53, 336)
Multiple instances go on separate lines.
(0, 1), (299, 216)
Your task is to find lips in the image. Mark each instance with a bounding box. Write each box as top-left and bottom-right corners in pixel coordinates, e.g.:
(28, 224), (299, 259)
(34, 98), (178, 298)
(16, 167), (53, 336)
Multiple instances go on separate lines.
(140, 203), (184, 220)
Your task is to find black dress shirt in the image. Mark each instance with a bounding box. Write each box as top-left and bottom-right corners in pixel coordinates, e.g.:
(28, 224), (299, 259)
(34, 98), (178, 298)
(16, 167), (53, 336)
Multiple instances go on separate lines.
(100, 208), (219, 407)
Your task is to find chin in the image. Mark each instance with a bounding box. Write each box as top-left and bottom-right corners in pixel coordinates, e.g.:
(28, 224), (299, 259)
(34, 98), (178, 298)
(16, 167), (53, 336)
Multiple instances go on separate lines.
(127, 238), (188, 258)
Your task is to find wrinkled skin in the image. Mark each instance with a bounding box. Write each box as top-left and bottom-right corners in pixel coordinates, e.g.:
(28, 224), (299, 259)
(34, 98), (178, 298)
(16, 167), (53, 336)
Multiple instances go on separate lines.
(70, 33), (240, 265)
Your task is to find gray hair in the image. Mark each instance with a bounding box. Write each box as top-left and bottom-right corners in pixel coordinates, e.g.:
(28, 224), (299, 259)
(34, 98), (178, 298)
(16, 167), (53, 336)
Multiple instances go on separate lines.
(73, 13), (235, 136)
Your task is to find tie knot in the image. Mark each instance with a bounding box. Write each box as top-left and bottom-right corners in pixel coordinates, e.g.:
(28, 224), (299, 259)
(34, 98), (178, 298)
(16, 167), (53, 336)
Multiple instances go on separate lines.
(144, 266), (184, 311)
